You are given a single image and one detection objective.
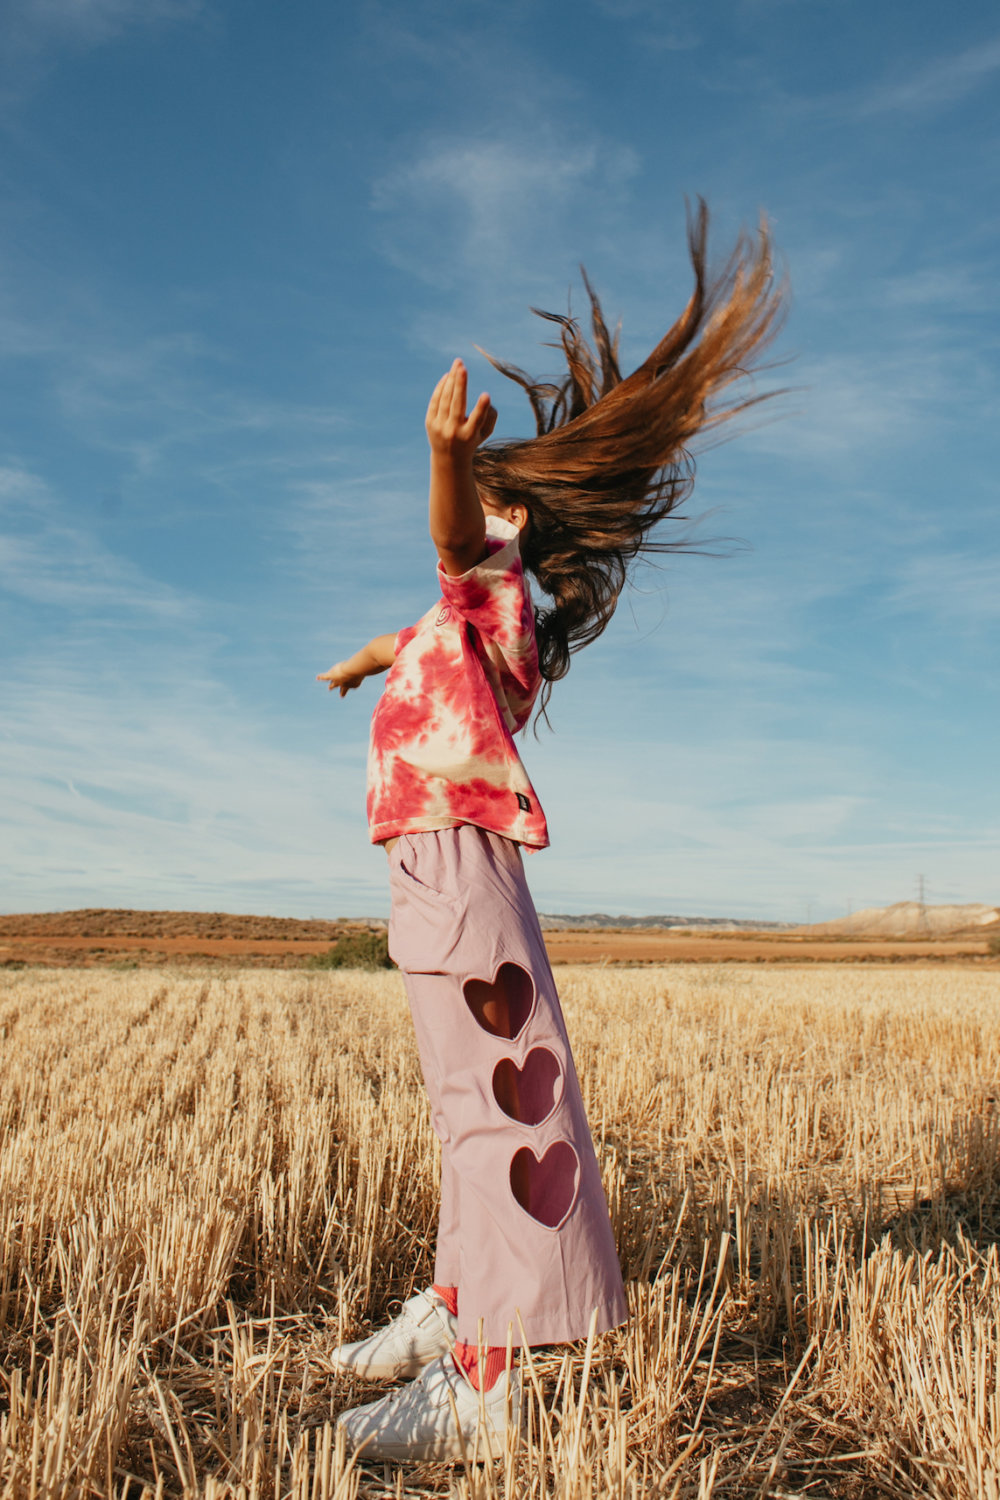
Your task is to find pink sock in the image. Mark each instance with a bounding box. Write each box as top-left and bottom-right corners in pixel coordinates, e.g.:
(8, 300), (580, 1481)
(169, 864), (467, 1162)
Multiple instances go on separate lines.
(452, 1340), (511, 1392)
(432, 1283), (458, 1316)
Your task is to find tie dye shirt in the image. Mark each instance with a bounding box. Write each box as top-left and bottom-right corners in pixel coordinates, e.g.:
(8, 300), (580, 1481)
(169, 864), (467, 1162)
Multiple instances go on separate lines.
(367, 515), (550, 849)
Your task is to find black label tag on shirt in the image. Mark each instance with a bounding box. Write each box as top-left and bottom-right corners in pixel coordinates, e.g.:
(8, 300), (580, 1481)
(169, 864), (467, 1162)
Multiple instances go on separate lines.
(516, 793), (531, 812)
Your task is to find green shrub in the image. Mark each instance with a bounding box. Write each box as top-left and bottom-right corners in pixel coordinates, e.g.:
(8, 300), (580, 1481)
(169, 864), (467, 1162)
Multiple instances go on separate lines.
(987, 928), (1000, 957)
(306, 929), (393, 970)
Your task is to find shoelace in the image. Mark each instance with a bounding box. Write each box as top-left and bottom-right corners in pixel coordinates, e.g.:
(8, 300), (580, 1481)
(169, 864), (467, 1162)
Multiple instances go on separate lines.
(370, 1299), (423, 1340)
(377, 1356), (442, 1410)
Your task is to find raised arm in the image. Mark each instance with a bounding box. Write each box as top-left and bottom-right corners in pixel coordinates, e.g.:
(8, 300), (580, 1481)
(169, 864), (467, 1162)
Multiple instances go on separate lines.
(425, 359), (497, 576)
(316, 634), (397, 697)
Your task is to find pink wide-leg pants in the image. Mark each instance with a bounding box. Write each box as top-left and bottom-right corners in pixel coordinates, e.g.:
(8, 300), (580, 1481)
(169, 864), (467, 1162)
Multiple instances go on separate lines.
(387, 825), (627, 1348)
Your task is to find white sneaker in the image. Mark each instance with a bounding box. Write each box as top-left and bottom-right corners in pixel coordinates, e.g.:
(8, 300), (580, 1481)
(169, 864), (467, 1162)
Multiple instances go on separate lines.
(329, 1290), (458, 1381)
(337, 1353), (522, 1463)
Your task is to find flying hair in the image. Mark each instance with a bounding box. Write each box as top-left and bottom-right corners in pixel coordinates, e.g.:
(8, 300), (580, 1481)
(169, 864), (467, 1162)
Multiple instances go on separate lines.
(472, 199), (788, 722)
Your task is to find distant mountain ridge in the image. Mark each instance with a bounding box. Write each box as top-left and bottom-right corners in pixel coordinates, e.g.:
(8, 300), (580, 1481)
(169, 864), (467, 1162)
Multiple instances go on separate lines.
(2, 903), (996, 941)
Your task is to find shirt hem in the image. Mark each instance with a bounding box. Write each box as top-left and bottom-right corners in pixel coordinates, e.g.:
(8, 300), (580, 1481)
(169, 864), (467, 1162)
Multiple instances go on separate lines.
(370, 814), (549, 851)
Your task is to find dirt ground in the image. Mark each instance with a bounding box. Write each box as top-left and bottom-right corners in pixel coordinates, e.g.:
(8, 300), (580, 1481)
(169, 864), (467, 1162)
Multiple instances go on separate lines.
(544, 928), (997, 964)
(1, 909), (996, 967)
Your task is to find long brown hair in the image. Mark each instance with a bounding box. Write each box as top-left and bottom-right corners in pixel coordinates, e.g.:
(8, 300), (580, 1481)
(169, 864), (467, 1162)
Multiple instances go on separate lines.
(473, 200), (788, 720)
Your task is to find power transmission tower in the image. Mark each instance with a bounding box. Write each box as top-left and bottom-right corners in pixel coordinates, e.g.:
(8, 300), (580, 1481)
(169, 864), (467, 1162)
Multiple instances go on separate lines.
(916, 873), (928, 934)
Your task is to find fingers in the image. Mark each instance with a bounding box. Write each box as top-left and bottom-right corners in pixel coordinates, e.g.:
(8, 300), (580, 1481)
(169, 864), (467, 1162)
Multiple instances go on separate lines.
(427, 360), (494, 450)
(447, 359), (467, 422)
(425, 363), (464, 429)
(317, 666), (345, 691)
(468, 391), (496, 439)
(318, 666), (362, 694)
(426, 366), (451, 423)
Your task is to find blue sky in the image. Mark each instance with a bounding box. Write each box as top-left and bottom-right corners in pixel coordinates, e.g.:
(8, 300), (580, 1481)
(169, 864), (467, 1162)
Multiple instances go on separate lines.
(1, 0), (998, 922)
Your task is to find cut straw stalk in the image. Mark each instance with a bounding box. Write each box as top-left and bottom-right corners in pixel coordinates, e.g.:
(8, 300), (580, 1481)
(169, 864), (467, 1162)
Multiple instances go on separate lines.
(2, 965), (999, 1495)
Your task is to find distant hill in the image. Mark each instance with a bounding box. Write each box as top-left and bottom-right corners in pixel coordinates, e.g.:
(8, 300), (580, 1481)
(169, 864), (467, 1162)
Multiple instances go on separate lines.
(537, 913), (791, 931)
(0, 906), (791, 937)
(797, 902), (1000, 939)
(0, 909), (364, 939)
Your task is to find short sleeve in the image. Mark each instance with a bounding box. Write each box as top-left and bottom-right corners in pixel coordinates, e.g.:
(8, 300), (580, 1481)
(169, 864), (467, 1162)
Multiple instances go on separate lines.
(394, 623), (417, 656)
(438, 519), (533, 652)
(437, 516), (541, 723)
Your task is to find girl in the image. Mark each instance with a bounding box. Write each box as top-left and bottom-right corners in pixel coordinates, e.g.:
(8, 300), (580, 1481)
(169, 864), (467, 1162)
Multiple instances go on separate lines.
(318, 203), (784, 1463)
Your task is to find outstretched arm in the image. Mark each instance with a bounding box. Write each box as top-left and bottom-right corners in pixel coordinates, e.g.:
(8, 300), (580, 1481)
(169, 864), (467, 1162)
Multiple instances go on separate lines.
(426, 359), (497, 576)
(316, 634), (397, 697)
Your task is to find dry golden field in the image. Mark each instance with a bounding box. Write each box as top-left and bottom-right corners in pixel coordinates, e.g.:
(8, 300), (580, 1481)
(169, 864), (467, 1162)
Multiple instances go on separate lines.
(2, 964), (999, 1499)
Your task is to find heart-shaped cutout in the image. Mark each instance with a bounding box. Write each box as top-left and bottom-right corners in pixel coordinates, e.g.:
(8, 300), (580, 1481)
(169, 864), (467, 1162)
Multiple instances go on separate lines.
(510, 1141), (578, 1229)
(463, 962), (534, 1041)
(493, 1047), (562, 1126)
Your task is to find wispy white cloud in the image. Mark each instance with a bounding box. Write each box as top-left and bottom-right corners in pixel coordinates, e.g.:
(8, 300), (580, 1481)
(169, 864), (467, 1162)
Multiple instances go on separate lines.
(20, 0), (205, 42)
(0, 463), (197, 618)
(857, 35), (1000, 117)
(525, 725), (1000, 919)
(742, 341), (988, 466)
(587, 0), (700, 47)
(588, 0), (660, 15)
(0, 664), (376, 916)
(365, 4), (713, 366)
(0, 0), (209, 107)
(752, 33), (1000, 133)
(0, 460), (377, 916)
(888, 552), (1000, 627)
(373, 134), (639, 287)
(876, 265), (997, 312)
(54, 362), (345, 485)
(0, 259), (344, 492)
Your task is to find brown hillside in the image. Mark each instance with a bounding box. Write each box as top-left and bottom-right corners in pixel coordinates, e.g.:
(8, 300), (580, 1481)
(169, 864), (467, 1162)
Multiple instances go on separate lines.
(0, 908), (357, 941)
(797, 901), (1000, 940)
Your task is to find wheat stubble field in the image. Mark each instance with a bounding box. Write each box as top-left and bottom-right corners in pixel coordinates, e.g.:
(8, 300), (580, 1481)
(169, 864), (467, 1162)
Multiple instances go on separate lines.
(2, 965), (999, 1499)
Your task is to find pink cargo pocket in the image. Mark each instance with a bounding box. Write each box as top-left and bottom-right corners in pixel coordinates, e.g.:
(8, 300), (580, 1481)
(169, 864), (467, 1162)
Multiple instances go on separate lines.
(386, 838), (462, 974)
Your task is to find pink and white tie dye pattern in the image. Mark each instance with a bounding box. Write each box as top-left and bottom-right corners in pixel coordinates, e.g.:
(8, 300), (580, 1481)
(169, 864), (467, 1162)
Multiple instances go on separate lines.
(367, 516), (549, 848)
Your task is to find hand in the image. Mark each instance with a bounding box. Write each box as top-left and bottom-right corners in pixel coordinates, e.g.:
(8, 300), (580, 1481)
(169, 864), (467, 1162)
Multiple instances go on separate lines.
(317, 636), (396, 695)
(425, 359), (497, 461)
(316, 661), (366, 697)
